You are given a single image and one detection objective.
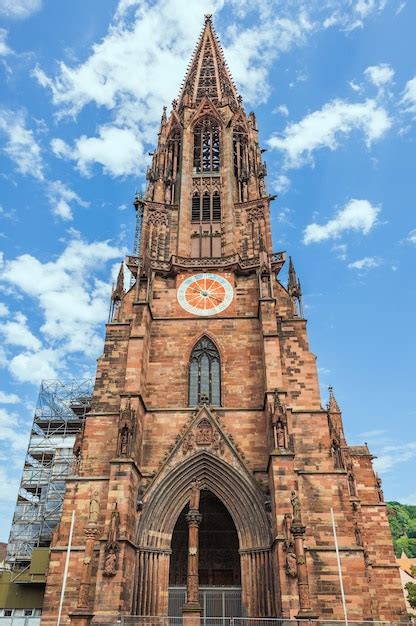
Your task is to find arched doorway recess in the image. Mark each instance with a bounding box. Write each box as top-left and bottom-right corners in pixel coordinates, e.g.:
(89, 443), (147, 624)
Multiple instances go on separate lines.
(169, 490), (242, 617)
(135, 451), (277, 617)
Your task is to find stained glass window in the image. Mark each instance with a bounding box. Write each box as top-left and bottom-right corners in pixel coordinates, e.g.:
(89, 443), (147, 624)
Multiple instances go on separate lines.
(189, 336), (221, 406)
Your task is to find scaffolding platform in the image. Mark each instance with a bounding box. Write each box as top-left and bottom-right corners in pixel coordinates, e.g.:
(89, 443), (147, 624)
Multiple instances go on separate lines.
(6, 379), (93, 569)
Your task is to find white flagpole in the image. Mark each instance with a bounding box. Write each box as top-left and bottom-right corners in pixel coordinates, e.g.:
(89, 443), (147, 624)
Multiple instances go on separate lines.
(57, 510), (75, 626)
(331, 507), (348, 626)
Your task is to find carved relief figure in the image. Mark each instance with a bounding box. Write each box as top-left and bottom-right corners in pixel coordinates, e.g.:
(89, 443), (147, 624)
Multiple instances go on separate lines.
(182, 431), (195, 454)
(196, 418), (213, 445)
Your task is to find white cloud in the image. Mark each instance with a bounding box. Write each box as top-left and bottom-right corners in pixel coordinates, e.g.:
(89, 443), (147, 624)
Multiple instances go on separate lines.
(332, 243), (347, 260)
(347, 256), (381, 270)
(0, 302), (9, 316)
(303, 198), (380, 244)
(0, 28), (11, 56)
(404, 228), (416, 244)
(268, 98), (391, 169)
(0, 312), (41, 350)
(51, 126), (145, 178)
(0, 408), (29, 451)
(374, 442), (416, 473)
(349, 80), (361, 92)
(273, 104), (289, 116)
(32, 0), (319, 176)
(0, 108), (44, 180)
(272, 174), (291, 194)
(0, 0), (42, 18)
(364, 63), (394, 88)
(0, 391), (20, 404)
(401, 76), (416, 115)
(46, 180), (89, 221)
(8, 349), (60, 385)
(0, 235), (124, 368)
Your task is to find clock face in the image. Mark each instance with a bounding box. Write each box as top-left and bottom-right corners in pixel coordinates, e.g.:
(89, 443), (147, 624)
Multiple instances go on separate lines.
(177, 273), (233, 316)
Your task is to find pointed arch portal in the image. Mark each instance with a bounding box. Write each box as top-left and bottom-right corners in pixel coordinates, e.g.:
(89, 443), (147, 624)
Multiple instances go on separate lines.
(135, 451), (278, 617)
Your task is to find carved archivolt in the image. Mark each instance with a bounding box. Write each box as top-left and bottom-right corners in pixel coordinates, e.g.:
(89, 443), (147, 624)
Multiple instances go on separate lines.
(136, 451), (271, 551)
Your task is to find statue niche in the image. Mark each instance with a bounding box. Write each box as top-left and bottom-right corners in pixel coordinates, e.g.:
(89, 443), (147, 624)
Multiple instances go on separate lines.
(117, 398), (136, 458)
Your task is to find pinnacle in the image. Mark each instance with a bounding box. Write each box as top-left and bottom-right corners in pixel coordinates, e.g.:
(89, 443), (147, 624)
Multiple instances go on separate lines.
(327, 385), (341, 414)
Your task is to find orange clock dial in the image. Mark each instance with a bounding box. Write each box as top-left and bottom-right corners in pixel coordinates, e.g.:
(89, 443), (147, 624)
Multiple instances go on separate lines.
(177, 273), (233, 316)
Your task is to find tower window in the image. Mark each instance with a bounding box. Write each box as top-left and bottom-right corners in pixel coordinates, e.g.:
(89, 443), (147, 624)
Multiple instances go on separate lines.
(202, 194), (210, 221)
(194, 117), (220, 173)
(212, 193), (221, 221)
(189, 336), (221, 406)
(192, 195), (200, 221)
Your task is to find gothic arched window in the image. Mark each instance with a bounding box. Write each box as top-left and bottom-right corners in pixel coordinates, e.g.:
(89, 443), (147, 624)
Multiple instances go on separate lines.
(193, 117), (220, 173)
(188, 336), (221, 406)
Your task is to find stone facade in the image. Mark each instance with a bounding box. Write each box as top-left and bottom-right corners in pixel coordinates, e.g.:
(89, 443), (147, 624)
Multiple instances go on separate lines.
(41, 15), (406, 626)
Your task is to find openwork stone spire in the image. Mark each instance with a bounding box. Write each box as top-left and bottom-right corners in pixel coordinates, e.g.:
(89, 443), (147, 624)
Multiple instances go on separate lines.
(178, 14), (239, 108)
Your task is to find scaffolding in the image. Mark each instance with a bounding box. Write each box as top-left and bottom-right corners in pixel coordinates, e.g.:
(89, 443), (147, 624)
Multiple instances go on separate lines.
(6, 379), (93, 570)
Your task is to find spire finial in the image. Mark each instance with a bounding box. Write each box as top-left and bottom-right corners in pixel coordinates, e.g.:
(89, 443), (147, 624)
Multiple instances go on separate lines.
(204, 14), (212, 23)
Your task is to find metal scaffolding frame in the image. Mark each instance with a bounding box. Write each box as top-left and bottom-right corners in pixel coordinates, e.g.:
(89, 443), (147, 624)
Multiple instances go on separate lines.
(6, 379), (93, 569)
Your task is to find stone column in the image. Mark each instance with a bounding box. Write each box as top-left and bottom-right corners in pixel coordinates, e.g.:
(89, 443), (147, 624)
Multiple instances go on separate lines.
(291, 520), (316, 619)
(182, 481), (202, 626)
(289, 491), (316, 620)
(69, 522), (98, 626)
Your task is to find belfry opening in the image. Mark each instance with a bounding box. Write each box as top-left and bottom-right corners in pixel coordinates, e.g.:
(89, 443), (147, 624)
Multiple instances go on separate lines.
(169, 490), (242, 617)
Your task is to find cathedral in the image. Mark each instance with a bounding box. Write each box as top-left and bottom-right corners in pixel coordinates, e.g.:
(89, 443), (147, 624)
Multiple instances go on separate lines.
(41, 16), (406, 625)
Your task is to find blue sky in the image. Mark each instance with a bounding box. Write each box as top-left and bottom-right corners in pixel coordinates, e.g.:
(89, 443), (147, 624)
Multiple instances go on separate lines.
(0, 0), (415, 541)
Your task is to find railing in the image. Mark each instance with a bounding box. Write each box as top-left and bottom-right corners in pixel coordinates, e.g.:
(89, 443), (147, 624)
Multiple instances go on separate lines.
(0, 617), (40, 626)
(90, 618), (415, 626)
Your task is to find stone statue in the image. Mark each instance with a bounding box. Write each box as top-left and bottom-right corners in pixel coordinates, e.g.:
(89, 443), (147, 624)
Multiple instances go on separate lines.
(283, 513), (292, 544)
(376, 475), (384, 502)
(103, 551), (117, 577)
(290, 490), (301, 521)
(88, 492), (99, 525)
(136, 485), (145, 512)
(107, 504), (120, 544)
(119, 425), (129, 456)
(276, 420), (286, 448)
(348, 471), (357, 497)
(285, 550), (297, 578)
(190, 479), (201, 510)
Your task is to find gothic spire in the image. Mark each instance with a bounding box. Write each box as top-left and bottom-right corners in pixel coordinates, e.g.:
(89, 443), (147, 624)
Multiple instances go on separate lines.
(178, 14), (239, 108)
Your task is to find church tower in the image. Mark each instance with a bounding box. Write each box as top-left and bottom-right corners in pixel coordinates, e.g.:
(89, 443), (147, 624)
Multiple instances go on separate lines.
(41, 16), (406, 625)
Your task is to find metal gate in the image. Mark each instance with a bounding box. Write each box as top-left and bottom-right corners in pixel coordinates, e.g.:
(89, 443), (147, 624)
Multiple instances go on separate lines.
(168, 587), (243, 623)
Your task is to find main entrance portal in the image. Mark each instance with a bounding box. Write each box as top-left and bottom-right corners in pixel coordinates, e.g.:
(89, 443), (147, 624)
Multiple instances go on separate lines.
(168, 491), (242, 617)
